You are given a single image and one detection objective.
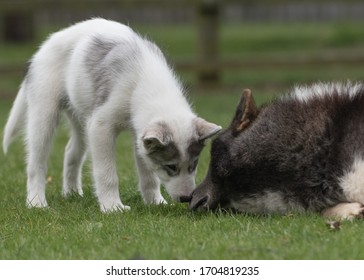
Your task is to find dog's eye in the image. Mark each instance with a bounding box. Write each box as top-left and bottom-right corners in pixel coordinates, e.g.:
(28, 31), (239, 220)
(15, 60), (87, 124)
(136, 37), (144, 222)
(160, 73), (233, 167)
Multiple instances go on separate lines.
(163, 164), (179, 176)
(166, 164), (177, 172)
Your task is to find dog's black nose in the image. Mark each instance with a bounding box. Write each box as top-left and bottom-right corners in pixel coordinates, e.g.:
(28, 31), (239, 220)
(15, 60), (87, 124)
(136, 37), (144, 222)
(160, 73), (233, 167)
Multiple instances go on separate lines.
(179, 195), (192, 203)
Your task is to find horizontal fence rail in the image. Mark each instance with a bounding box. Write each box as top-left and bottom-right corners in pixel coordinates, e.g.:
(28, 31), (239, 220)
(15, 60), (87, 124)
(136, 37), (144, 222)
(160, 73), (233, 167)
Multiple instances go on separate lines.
(1, 0), (364, 92)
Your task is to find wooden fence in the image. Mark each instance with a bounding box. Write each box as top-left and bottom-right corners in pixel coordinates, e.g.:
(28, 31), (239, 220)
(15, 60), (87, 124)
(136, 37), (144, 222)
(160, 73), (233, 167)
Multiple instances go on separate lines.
(1, 0), (364, 88)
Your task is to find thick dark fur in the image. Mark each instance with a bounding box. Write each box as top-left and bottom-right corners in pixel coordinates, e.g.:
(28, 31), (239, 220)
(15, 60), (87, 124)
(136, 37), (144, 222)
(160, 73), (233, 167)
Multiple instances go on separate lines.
(190, 84), (364, 215)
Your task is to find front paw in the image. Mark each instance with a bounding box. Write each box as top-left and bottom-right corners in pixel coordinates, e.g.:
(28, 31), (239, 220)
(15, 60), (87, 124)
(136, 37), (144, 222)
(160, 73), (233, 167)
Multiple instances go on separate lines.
(62, 186), (84, 198)
(26, 195), (48, 208)
(100, 202), (131, 213)
(143, 194), (168, 205)
(322, 202), (364, 220)
(153, 197), (168, 205)
(98, 195), (130, 213)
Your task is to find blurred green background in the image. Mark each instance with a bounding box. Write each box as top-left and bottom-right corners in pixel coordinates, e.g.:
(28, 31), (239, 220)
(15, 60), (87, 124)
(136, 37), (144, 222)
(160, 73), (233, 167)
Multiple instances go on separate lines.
(1, 0), (364, 99)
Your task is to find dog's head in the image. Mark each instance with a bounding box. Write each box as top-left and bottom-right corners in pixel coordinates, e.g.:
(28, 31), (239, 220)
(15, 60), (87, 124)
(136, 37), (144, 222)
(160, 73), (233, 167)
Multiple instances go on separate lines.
(190, 89), (260, 211)
(140, 117), (221, 202)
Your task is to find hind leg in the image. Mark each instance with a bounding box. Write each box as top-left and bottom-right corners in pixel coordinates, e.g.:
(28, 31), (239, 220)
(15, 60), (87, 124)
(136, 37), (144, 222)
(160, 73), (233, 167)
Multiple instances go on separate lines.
(63, 112), (87, 197)
(322, 202), (364, 220)
(26, 101), (60, 208)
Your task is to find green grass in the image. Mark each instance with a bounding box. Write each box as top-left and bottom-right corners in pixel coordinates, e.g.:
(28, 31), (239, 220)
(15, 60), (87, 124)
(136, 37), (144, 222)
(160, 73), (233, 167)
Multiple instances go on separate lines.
(1, 21), (364, 259)
(1, 94), (364, 260)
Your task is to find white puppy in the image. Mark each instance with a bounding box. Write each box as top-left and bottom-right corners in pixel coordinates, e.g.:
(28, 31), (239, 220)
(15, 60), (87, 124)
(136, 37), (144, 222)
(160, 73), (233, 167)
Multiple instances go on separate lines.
(3, 18), (221, 212)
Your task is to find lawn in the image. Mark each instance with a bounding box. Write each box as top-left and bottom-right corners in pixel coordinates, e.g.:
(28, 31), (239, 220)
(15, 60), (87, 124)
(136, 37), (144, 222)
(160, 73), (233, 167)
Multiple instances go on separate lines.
(1, 21), (364, 260)
(1, 93), (364, 260)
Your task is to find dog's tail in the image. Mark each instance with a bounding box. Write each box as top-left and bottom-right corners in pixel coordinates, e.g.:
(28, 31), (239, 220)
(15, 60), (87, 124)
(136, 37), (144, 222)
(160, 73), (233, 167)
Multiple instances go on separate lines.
(3, 83), (27, 154)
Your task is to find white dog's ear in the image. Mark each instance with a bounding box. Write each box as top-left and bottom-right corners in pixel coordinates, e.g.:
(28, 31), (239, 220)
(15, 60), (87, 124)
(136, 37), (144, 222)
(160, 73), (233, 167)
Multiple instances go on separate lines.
(142, 122), (171, 153)
(194, 117), (222, 141)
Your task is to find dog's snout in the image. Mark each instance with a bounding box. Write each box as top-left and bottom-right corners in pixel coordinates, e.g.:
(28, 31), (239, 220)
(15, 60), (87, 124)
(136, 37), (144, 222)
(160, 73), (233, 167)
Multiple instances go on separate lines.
(189, 194), (210, 211)
(189, 178), (217, 211)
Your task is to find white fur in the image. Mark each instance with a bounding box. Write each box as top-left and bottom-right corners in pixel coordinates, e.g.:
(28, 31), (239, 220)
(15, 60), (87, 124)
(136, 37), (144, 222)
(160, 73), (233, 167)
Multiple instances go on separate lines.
(3, 18), (221, 212)
(322, 202), (364, 220)
(339, 157), (364, 203)
(291, 81), (363, 103)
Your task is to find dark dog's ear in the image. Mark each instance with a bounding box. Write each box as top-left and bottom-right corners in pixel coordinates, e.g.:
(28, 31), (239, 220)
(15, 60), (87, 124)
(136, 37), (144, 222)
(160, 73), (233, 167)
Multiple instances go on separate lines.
(230, 89), (259, 136)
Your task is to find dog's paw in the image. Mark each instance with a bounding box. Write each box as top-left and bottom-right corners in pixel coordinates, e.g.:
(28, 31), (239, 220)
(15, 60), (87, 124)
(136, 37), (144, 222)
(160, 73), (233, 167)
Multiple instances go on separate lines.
(322, 202), (364, 220)
(142, 194), (168, 205)
(100, 202), (131, 213)
(62, 187), (84, 198)
(151, 197), (168, 205)
(26, 196), (48, 208)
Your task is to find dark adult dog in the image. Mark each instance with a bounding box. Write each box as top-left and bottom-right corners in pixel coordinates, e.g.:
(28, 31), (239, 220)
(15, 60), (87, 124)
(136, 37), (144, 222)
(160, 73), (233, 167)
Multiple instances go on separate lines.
(190, 83), (364, 220)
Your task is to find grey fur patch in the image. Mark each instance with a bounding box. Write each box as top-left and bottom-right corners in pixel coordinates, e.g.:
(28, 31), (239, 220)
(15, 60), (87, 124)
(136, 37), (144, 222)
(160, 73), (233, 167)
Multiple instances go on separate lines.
(144, 121), (181, 166)
(186, 140), (204, 173)
(187, 140), (204, 159)
(148, 142), (180, 165)
(85, 36), (141, 107)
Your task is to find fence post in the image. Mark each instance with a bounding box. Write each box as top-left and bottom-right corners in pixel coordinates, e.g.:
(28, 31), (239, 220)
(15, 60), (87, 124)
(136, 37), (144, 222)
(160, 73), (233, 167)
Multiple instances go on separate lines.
(196, 0), (220, 88)
(3, 11), (35, 42)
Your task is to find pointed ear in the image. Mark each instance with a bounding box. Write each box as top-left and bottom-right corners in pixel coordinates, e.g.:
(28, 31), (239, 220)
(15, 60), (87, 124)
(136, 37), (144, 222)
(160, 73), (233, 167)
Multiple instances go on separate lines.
(142, 122), (171, 153)
(194, 117), (222, 141)
(230, 89), (259, 135)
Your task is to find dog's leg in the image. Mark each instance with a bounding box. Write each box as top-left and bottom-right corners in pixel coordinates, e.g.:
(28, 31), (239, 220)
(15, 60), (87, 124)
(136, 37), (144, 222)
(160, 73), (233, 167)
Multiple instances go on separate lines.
(134, 150), (167, 205)
(322, 202), (364, 220)
(63, 112), (86, 197)
(26, 100), (60, 208)
(88, 113), (130, 212)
